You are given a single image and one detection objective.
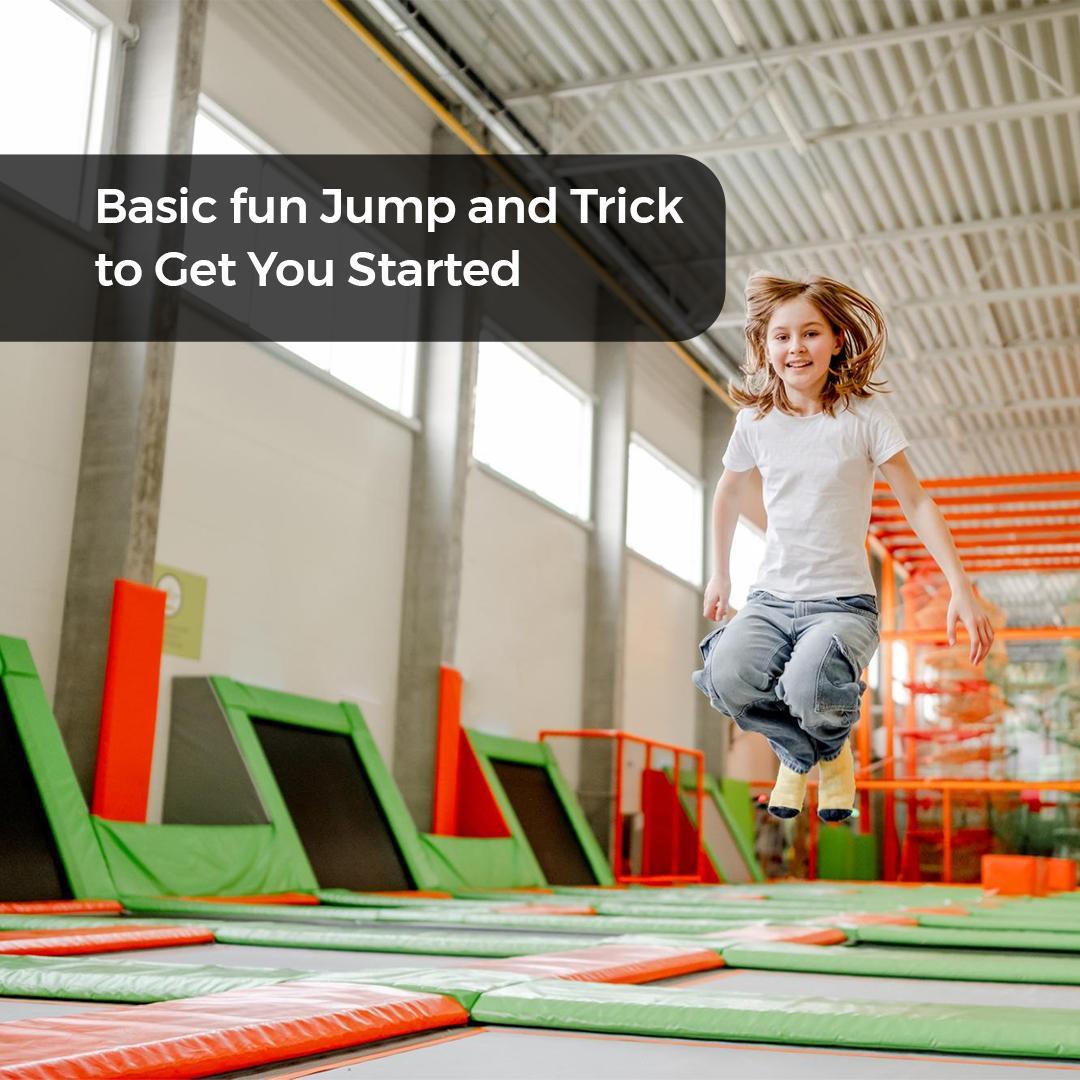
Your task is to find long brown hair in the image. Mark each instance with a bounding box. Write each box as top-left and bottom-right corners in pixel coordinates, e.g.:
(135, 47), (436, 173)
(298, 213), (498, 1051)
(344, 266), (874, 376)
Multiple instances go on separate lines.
(730, 272), (887, 417)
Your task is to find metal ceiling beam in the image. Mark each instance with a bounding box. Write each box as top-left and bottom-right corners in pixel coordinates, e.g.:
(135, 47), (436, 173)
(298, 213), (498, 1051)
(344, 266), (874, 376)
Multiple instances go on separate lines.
(726, 208), (1078, 265)
(504, 0), (1080, 104)
(644, 94), (1080, 159)
(710, 282), (1080, 328)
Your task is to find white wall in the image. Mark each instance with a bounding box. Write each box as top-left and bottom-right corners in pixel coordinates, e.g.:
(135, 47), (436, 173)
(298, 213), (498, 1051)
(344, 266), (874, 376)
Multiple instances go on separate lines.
(621, 341), (705, 753)
(0, 344), (91, 697)
(152, 345), (413, 805)
(144, 0), (436, 813)
(456, 467), (588, 784)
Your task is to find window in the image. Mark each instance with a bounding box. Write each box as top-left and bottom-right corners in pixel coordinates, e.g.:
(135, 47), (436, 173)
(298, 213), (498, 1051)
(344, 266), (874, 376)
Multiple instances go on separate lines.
(192, 102), (418, 417)
(472, 338), (593, 519)
(626, 437), (703, 584)
(0, 0), (96, 154)
(728, 520), (765, 608)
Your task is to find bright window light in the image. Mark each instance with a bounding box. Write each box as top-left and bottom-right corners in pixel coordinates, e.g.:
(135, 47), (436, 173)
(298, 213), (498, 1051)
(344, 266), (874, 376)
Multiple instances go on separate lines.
(626, 438), (703, 585)
(472, 339), (592, 519)
(193, 104), (417, 417)
(0, 0), (96, 154)
(729, 520), (765, 608)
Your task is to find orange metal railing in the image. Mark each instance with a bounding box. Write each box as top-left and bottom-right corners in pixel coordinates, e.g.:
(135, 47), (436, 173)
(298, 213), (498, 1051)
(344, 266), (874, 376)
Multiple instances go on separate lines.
(539, 729), (706, 885)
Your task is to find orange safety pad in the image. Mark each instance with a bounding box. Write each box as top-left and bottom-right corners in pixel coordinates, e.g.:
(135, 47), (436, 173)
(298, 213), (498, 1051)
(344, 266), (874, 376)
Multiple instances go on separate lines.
(492, 904), (596, 915)
(0, 900), (122, 914)
(185, 892), (321, 905)
(374, 891), (454, 899)
(1045, 857), (1079, 892)
(982, 853), (1041, 896)
(0, 925), (214, 956)
(712, 925), (847, 946)
(474, 943), (723, 984)
(91, 579), (167, 822)
(0, 980), (468, 1080)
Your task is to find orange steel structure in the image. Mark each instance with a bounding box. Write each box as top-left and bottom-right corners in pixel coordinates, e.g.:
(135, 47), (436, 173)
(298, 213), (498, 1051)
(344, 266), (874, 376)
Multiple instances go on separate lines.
(858, 471), (1080, 880)
(539, 729), (707, 885)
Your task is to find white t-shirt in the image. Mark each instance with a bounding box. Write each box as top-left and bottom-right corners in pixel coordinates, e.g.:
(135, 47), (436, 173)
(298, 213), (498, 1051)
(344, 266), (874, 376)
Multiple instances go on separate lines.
(722, 395), (908, 600)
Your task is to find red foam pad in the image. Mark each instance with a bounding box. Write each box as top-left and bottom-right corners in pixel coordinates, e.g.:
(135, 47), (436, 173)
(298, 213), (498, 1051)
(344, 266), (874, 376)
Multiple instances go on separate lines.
(0, 901), (122, 915)
(0, 926), (214, 956)
(904, 906), (969, 916)
(184, 892), (321, 905)
(474, 943), (723, 983)
(711, 925), (848, 946)
(0, 981), (467, 1079)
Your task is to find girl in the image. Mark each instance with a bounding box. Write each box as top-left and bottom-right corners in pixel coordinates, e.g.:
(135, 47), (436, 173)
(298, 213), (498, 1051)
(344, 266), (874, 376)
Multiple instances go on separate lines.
(693, 273), (994, 821)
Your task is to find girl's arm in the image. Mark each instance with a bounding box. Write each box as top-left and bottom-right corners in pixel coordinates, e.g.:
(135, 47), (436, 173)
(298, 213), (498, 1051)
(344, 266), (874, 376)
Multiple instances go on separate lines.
(704, 467), (754, 621)
(878, 451), (995, 665)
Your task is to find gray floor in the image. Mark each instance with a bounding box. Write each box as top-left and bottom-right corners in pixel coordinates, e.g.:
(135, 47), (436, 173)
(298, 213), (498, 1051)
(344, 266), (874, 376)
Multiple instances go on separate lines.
(220, 1027), (1080, 1079)
(663, 967), (1080, 1008)
(0, 998), (116, 1020)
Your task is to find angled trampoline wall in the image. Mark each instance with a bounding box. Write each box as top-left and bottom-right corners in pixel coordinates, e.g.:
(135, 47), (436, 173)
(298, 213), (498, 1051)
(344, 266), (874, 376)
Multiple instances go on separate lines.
(467, 729), (614, 887)
(0, 635), (114, 900)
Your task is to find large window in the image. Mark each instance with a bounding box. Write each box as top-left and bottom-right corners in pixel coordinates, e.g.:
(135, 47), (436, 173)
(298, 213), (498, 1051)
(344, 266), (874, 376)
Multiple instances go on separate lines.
(0, 0), (96, 154)
(626, 437), (703, 585)
(472, 339), (593, 519)
(191, 103), (418, 418)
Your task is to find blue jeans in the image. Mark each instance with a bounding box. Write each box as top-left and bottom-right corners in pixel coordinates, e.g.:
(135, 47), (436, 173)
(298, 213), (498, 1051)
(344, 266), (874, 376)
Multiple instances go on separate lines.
(693, 591), (879, 774)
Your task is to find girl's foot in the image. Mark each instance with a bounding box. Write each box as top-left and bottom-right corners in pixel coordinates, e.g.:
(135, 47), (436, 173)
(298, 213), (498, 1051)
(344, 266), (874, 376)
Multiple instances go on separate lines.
(818, 740), (855, 822)
(768, 763), (807, 818)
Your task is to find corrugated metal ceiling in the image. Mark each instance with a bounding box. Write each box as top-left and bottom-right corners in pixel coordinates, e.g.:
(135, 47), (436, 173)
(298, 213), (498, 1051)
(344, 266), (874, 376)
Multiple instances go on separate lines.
(348, 0), (1078, 625)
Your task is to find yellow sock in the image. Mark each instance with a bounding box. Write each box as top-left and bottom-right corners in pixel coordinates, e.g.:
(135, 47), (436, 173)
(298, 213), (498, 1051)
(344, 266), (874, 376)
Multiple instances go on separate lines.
(768, 763), (807, 819)
(818, 740), (856, 822)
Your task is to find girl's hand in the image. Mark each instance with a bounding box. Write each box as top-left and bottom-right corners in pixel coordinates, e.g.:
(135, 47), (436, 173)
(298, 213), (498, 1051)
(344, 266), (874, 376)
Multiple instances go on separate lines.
(947, 586), (995, 665)
(703, 574), (731, 622)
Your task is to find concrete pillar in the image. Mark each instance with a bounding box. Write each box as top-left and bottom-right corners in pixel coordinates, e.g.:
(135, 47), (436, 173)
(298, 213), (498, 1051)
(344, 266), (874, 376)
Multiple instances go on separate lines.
(54, 1), (207, 796)
(578, 297), (634, 856)
(392, 132), (480, 828)
(695, 389), (737, 777)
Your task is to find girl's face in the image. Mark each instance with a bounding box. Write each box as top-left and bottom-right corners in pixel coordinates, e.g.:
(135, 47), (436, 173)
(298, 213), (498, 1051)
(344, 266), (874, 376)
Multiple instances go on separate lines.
(765, 297), (843, 400)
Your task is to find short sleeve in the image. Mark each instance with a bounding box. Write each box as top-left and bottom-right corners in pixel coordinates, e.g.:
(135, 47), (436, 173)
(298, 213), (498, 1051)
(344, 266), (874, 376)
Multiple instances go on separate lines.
(865, 396), (909, 466)
(722, 409), (757, 471)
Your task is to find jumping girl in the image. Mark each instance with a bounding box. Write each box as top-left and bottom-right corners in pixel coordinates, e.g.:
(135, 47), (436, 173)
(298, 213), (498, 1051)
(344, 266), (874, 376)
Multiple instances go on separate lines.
(693, 273), (995, 821)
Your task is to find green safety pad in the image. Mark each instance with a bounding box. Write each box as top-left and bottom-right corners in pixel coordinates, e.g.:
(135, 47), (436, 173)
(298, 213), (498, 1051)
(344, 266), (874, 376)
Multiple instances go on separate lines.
(0, 954), (303, 1003)
(817, 827), (878, 881)
(721, 942), (1080, 984)
(314, 890), (471, 909)
(920, 913), (1080, 933)
(306, 967), (530, 1010)
(854, 924), (1080, 952)
(470, 979), (1080, 1057)
(466, 730), (613, 887)
(96, 821), (316, 898)
(418, 833), (548, 890)
(589, 900), (833, 921)
(121, 896), (382, 924)
(369, 908), (743, 935)
(719, 778), (756, 854)
(0, 915), (129, 931)
(213, 922), (593, 957)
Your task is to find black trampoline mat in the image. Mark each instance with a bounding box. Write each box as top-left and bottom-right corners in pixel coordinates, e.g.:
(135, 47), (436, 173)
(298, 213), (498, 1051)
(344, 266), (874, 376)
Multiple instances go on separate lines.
(251, 719), (412, 891)
(0, 688), (70, 900)
(491, 759), (596, 886)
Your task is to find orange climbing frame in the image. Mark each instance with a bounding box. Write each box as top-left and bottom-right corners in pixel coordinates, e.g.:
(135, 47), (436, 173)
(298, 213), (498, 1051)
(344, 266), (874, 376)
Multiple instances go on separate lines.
(863, 471), (1080, 879)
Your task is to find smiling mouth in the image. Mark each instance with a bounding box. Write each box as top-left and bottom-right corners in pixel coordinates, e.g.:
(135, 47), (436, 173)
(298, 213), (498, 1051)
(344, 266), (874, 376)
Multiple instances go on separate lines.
(786, 360), (812, 368)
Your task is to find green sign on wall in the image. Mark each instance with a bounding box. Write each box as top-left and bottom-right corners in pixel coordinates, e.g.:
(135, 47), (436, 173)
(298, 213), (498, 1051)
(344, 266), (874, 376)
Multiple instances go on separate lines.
(153, 564), (207, 660)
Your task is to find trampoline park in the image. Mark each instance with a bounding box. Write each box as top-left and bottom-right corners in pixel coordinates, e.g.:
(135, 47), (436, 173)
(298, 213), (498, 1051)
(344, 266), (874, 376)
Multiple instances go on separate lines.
(5, 0), (1080, 1076)
(3, 606), (1080, 1079)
